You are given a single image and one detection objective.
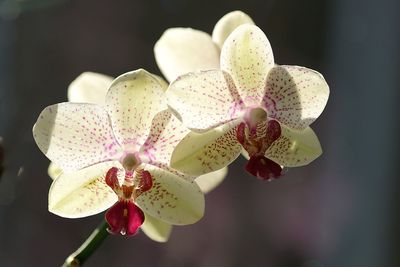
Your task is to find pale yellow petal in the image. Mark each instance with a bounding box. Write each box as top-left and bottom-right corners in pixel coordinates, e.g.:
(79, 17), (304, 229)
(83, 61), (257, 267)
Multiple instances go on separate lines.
(263, 65), (329, 130)
(48, 162), (63, 180)
(136, 164), (204, 225)
(221, 24), (274, 106)
(153, 75), (169, 91)
(33, 103), (120, 171)
(67, 72), (113, 105)
(48, 161), (120, 218)
(139, 110), (190, 165)
(195, 167), (228, 194)
(141, 213), (173, 242)
(266, 125), (322, 167)
(212, 10), (255, 48)
(170, 122), (242, 176)
(105, 69), (167, 150)
(166, 70), (244, 132)
(154, 28), (220, 82)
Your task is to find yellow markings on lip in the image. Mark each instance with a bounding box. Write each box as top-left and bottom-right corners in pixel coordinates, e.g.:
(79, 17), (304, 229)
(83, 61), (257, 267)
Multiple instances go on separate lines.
(260, 158), (266, 165)
(123, 208), (128, 217)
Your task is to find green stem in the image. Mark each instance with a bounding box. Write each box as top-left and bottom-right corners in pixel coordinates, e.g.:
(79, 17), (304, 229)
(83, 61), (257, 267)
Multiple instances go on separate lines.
(62, 220), (109, 267)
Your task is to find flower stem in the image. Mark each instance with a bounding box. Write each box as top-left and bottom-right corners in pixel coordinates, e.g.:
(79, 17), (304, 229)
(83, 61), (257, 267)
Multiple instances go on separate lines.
(62, 220), (109, 267)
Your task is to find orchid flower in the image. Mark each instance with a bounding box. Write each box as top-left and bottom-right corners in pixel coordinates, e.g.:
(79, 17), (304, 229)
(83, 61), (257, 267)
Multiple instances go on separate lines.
(166, 24), (329, 180)
(33, 69), (205, 238)
(47, 71), (226, 242)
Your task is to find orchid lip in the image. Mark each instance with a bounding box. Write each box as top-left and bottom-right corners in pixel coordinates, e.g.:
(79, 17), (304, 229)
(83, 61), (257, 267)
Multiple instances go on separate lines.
(245, 155), (283, 180)
(104, 166), (154, 236)
(105, 200), (145, 236)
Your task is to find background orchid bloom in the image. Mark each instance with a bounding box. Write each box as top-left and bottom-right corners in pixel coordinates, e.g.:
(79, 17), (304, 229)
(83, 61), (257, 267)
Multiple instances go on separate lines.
(166, 24), (329, 180)
(33, 69), (205, 238)
(154, 10), (254, 83)
(47, 71), (227, 242)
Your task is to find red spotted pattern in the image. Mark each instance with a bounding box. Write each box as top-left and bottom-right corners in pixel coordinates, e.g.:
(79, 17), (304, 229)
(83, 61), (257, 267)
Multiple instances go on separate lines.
(220, 24), (274, 106)
(262, 65), (329, 130)
(136, 165), (204, 225)
(140, 110), (190, 165)
(33, 103), (120, 171)
(106, 70), (167, 150)
(167, 70), (245, 131)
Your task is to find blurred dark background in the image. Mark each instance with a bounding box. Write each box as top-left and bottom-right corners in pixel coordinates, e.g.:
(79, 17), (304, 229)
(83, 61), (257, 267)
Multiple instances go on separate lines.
(1, 0), (399, 266)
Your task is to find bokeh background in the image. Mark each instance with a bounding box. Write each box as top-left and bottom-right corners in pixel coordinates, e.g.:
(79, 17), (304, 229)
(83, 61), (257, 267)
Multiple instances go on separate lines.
(1, 0), (399, 266)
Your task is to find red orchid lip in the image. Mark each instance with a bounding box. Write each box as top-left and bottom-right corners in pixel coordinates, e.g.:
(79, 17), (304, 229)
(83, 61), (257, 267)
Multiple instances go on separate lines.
(104, 166), (153, 236)
(245, 155), (283, 181)
(236, 118), (283, 180)
(105, 200), (145, 236)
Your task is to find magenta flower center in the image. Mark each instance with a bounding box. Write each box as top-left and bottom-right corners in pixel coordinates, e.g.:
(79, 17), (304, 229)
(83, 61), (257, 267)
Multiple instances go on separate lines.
(237, 107), (283, 180)
(104, 156), (153, 236)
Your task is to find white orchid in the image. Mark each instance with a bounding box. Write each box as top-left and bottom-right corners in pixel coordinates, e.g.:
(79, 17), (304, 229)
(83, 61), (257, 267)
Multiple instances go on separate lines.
(33, 69), (206, 238)
(47, 71), (227, 242)
(166, 24), (329, 180)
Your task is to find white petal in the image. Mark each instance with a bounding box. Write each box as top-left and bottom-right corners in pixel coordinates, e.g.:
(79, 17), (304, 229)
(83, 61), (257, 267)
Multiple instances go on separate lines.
(141, 213), (173, 242)
(221, 24), (274, 106)
(212, 10), (255, 48)
(266, 125), (322, 167)
(136, 164), (204, 225)
(48, 161), (119, 218)
(48, 162), (63, 180)
(33, 103), (120, 171)
(167, 70), (244, 131)
(170, 122), (242, 176)
(105, 69), (167, 150)
(154, 28), (220, 82)
(263, 65), (329, 130)
(195, 167), (228, 194)
(140, 110), (190, 165)
(67, 72), (113, 105)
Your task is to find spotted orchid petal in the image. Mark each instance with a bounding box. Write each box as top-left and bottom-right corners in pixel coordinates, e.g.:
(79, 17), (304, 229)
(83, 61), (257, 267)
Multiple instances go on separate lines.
(167, 70), (244, 132)
(140, 109), (190, 165)
(195, 167), (228, 194)
(48, 162), (62, 180)
(47, 72), (115, 178)
(262, 65), (329, 130)
(154, 75), (169, 91)
(33, 103), (120, 171)
(105, 69), (167, 150)
(221, 24), (274, 106)
(67, 72), (113, 105)
(266, 125), (322, 167)
(212, 10), (255, 49)
(154, 28), (220, 82)
(135, 164), (204, 225)
(48, 161), (120, 218)
(141, 213), (173, 243)
(170, 122), (242, 176)
(48, 161), (173, 242)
